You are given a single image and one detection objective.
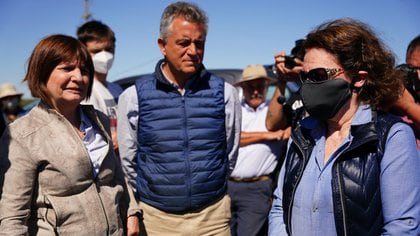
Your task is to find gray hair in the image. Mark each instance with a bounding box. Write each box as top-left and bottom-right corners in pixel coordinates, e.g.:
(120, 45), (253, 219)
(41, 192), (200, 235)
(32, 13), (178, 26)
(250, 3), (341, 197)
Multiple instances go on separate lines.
(159, 1), (208, 42)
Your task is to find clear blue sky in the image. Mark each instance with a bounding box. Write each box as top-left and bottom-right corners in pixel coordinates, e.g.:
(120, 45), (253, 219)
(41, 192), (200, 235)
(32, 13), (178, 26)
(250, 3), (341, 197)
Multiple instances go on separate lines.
(1, 0), (419, 98)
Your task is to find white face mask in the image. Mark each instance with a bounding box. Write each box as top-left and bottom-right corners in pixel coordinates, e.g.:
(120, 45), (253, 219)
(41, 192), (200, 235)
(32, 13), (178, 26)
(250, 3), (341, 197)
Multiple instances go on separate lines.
(92, 51), (114, 74)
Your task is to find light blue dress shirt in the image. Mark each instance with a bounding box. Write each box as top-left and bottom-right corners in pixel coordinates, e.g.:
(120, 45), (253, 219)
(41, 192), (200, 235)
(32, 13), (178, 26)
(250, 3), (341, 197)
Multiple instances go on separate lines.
(269, 105), (420, 236)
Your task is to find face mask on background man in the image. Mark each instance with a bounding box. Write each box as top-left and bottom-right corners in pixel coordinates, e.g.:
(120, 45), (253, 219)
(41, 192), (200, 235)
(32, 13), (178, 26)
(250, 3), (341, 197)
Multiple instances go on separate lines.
(92, 51), (114, 74)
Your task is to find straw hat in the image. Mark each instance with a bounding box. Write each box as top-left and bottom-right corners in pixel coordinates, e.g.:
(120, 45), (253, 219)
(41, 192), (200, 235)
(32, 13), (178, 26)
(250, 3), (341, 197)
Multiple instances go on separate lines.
(235, 64), (275, 86)
(0, 83), (23, 100)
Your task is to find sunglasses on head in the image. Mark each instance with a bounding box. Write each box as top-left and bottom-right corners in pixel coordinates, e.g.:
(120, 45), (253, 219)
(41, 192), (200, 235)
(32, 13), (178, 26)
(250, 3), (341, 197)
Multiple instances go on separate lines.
(299, 68), (343, 82)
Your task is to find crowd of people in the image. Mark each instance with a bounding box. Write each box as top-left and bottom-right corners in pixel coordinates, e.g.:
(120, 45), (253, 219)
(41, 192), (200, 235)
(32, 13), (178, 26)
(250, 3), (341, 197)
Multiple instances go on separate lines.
(0, 1), (419, 236)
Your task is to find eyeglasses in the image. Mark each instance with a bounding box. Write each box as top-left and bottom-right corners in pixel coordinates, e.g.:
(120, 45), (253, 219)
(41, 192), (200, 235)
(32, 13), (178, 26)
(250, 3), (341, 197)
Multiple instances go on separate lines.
(299, 68), (343, 82)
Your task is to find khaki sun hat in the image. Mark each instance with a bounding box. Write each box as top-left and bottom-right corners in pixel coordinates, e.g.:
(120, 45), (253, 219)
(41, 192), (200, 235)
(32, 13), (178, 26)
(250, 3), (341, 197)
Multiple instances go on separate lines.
(0, 83), (23, 100)
(235, 64), (275, 86)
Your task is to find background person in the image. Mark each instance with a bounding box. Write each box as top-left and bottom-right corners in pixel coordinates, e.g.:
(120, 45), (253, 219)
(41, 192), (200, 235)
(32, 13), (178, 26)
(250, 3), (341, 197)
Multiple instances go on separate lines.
(392, 35), (420, 149)
(117, 2), (241, 235)
(0, 83), (26, 124)
(404, 34), (420, 101)
(269, 18), (420, 236)
(266, 40), (305, 132)
(0, 109), (5, 135)
(77, 20), (123, 153)
(228, 64), (288, 236)
(0, 34), (140, 235)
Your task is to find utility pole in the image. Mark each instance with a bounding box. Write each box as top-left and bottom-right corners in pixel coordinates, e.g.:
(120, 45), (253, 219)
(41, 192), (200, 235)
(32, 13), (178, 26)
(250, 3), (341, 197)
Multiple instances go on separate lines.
(83, 0), (92, 22)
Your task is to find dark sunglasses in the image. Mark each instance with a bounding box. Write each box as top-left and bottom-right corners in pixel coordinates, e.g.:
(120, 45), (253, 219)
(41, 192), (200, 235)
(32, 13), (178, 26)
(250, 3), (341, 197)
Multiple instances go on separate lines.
(299, 68), (343, 82)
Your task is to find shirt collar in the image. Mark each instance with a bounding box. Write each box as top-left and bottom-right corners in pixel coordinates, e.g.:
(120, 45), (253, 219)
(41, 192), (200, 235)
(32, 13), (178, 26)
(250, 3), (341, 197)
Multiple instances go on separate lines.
(350, 104), (371, 125)
(79, 107), (92, 134)
(301, 104), (372, 128)
(299, 104), (373, 139)
(159, 61), (196, 95)
(243, 100), (268, 112)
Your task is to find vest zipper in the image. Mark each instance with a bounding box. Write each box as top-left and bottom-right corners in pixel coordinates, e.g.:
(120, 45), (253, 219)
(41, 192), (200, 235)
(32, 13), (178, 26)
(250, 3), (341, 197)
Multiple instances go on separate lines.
(74, 110), (111, 235)
(336, 165), (348, 236)
(182, 95), (192, 209)
(333, 135), (376, 236)
(287, 141), (306, 236)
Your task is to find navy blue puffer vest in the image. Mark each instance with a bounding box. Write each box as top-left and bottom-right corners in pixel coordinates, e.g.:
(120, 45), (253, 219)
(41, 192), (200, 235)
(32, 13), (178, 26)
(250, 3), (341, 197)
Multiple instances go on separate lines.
(135, 64), (228, 213)
(282, 111), (401, 236)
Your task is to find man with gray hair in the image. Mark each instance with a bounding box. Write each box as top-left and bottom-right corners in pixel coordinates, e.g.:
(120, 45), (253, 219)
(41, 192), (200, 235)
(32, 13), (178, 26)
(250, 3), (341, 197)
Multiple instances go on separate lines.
(117, 2), (241, 235)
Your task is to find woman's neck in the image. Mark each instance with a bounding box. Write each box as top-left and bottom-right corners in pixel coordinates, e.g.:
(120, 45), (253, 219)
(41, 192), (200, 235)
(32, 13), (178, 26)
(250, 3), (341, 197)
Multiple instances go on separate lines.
(326, 97), (359, 137)
(63, 108), (80, 128)
(323, 96), (360, 163)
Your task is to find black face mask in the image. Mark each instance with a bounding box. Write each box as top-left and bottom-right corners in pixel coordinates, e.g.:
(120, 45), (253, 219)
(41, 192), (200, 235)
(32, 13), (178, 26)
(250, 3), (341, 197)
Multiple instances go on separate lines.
(300, 78), (352, 120)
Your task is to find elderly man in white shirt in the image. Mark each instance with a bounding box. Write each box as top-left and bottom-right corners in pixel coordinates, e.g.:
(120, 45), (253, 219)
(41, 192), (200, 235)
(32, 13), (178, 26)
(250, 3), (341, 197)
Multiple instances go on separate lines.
(228, 64), (289, 236)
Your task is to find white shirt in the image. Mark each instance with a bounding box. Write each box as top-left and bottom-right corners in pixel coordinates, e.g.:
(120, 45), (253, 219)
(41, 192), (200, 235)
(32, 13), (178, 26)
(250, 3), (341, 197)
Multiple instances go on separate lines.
(82, 78), (118, 117)
(230, 101), (284, 179)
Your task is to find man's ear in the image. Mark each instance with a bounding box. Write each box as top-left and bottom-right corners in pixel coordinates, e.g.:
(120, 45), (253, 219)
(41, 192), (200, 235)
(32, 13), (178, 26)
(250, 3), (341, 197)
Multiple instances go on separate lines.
(353, 70), (368, 88)
(158, 38), (166, 56)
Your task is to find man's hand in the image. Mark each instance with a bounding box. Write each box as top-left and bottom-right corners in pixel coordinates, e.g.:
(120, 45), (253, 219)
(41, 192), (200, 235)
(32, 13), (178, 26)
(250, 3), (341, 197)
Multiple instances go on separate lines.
(271, 126), (292, 141)
(391, 88), (420, 134)
(239, 126), (292, 147)
(273, 51), (303, 81)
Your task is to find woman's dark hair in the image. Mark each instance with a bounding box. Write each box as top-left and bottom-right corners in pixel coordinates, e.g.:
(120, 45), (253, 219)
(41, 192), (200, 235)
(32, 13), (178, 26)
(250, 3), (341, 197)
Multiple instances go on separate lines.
(24, 34), (94, 103)
(303, 18), (403, 109)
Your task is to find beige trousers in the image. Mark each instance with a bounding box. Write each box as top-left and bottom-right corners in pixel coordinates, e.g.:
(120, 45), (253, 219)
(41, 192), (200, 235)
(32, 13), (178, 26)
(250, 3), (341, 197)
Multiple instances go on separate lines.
(141, 195), (231, 236)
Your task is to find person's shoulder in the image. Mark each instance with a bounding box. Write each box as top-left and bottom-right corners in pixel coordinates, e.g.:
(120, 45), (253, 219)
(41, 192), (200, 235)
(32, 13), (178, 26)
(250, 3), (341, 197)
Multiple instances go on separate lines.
(80, 103), (96, 113)
(107, 81), (123, 93)
(107, 81), (122, 89)
(376, 110), (405, 134)
(376, 111), (417, 150)
(121, 84), (137, 96)
(224, 82), (238, 96)
(205, 71), (226, 84)
(118, 85), (138, 104)
(133, 75), (157, 90)
(81, 104), (109, 126)
(7, 106), (48, 138)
